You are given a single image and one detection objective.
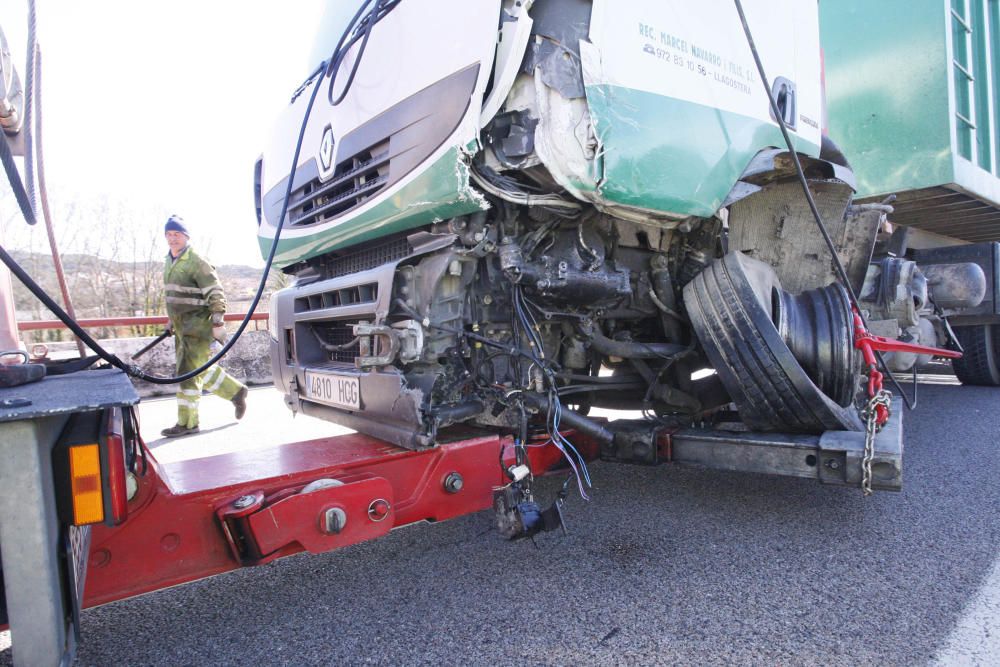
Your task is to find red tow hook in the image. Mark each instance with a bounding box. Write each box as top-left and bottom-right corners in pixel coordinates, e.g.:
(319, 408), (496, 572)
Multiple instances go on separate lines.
(851, 308), (962, 425)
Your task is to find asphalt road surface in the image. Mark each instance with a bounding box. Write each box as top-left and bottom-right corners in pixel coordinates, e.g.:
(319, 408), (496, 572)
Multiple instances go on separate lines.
(3, 380), (999, 665)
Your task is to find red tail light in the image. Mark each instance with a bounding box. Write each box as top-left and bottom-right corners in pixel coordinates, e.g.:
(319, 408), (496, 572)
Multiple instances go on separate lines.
(104, 409), (129, 525)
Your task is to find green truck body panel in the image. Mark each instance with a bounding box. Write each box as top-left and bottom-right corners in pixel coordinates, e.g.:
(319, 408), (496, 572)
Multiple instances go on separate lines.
(588, 85), (820, 217)
(260, 1), (827, 268)
(821, 1), (954, 196)
(821, 0), (1000, 240)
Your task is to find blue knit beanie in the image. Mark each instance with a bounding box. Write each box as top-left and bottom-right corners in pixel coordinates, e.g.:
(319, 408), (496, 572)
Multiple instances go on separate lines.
(164, 215), (189, 237)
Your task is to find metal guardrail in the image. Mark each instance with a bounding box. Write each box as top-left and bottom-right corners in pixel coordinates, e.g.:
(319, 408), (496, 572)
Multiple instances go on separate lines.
(16, 313), (268, 331)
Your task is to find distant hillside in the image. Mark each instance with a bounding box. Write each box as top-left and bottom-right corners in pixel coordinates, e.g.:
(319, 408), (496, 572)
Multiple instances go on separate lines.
(9, 250), (280, 341)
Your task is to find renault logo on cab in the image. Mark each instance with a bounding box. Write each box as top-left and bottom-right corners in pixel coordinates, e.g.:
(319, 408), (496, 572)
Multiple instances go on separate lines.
(319, 127), (335, 171)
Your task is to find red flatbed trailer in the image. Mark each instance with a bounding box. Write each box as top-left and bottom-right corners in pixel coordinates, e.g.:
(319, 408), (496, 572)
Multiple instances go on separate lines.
(84, 426), (594, 608)
(0, 370), (902, 666)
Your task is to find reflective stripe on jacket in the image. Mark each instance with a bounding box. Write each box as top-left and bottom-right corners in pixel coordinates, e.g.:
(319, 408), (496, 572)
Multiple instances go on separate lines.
(163, 246), (226, 336)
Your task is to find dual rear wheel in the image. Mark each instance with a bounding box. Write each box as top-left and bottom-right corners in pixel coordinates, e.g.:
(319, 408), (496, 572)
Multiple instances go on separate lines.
(952, 324), (1000, 386)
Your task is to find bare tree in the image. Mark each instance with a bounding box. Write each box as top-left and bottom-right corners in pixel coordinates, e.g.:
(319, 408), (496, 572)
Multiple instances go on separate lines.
(2, 187), (276, 344)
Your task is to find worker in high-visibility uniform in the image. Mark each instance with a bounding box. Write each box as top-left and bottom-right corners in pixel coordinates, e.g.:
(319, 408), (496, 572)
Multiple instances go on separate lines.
(160, 215), (248, 437)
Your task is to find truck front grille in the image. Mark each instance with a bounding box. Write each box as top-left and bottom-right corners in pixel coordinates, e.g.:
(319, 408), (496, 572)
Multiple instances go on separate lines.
(319, 236), (413, 280)
(289, 142), (390, 227)
(294, 283), (378, 314)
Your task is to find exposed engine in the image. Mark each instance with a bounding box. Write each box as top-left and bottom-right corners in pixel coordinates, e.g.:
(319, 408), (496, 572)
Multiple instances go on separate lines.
(271, 199), (728, 449)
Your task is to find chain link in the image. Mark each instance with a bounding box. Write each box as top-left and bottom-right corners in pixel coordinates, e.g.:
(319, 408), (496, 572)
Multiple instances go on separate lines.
(861, 391), (892, 496)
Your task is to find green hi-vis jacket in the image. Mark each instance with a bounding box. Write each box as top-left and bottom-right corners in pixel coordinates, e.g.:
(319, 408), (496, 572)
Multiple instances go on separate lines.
(163, 246), (226, 337)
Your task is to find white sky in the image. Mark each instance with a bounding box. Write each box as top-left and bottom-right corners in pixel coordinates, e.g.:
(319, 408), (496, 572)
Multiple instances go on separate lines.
(0, 0), (325, 267)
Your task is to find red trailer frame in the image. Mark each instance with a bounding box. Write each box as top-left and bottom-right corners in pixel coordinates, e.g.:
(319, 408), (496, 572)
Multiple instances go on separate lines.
(83, 427), (599, 608)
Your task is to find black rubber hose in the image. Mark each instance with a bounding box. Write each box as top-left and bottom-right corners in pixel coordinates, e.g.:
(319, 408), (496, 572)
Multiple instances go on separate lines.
(0, 60), (328, 384)
(651, 266), (684, 342)
(583, 325), (686, 360)
(434, 400), (485, 426)
(328, 0), (391, 106)
(523, 392), (613, 444)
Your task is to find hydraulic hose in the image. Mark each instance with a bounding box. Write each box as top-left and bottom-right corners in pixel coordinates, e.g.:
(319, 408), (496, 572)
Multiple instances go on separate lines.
(327, 0), (396, 106)
(0, 119), (34, 224)
(0, 59), (328, 384)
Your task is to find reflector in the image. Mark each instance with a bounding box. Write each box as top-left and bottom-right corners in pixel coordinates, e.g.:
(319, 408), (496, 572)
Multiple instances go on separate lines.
(69, 444), (104, 525)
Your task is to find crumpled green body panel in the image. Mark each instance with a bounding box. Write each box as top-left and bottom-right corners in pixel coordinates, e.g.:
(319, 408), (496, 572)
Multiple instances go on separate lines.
(586, 84), (820, 216)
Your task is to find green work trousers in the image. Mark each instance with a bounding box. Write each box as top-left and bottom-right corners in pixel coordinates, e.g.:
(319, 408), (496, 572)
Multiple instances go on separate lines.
(174, 333), (244, 428)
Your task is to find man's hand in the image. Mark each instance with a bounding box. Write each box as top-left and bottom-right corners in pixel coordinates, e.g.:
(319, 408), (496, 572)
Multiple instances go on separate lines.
(211, 313), (226, 343)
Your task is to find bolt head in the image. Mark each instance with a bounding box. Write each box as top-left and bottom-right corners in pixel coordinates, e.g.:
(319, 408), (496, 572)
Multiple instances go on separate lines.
(322, 507), (348, 534)
(444, 472), (464, 494)
(233, 494), (256, 509)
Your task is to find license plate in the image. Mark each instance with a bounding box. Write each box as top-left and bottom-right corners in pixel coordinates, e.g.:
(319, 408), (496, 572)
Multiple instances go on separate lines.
(304, 370), (361, 410)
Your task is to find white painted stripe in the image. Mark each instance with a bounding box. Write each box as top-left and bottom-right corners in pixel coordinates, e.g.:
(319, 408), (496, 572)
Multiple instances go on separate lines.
(934, 555), (1000, 665)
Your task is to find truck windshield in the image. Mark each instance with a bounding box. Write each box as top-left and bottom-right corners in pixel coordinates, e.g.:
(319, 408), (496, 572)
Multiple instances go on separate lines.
(306, 1), (366, 74)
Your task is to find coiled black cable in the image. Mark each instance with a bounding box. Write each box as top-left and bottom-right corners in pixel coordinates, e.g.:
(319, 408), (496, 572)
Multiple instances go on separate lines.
(327, 0), (399, 106)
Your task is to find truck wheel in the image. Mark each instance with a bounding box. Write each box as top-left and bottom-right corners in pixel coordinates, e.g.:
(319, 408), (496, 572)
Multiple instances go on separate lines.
(683, 252), (864, 433)
(951, 325), (1000, 386)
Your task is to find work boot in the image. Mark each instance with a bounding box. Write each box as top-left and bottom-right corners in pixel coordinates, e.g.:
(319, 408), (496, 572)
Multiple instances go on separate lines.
(161, 424), (199, 438)
(233, 386), (248, 420)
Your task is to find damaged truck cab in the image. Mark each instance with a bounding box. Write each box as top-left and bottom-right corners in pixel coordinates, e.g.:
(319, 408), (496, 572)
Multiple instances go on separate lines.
(254, 0), (976, 492)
